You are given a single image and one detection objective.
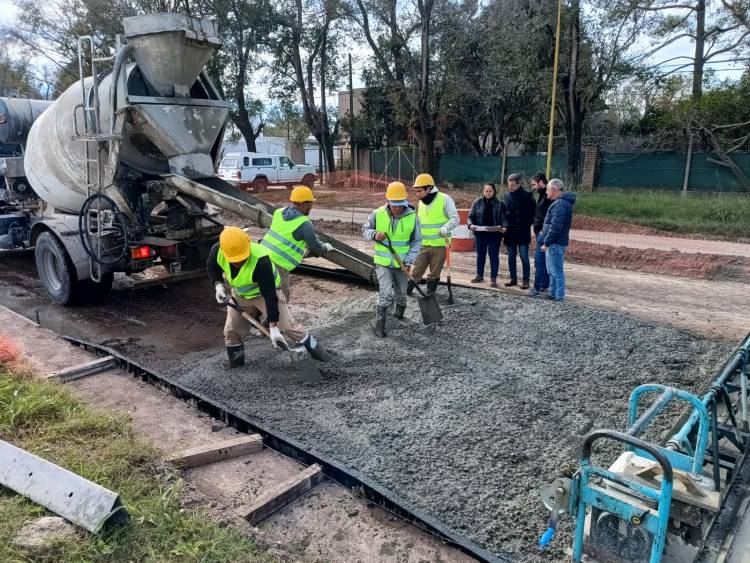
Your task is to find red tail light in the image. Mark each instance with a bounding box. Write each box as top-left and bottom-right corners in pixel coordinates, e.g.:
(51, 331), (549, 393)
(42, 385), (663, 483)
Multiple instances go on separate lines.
(130, 245), (153, 260)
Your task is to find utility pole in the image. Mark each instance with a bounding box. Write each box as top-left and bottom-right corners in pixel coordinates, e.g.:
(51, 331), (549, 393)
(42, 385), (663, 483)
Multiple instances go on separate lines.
(546, 0), (563, 179)
(348, 53), (356, 175)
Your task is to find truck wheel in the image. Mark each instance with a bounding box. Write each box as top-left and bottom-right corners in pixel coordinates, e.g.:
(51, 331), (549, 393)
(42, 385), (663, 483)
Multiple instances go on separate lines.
(35, 231), (79, 305)
(253, 177), (268, 192)
(302, 174), (315, 188)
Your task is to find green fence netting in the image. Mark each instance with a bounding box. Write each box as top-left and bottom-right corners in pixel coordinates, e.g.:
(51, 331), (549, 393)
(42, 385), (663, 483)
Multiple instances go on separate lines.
(437, 154), (568, 184)
(370, 149), (750, 191)
(598, 153), (750, 192)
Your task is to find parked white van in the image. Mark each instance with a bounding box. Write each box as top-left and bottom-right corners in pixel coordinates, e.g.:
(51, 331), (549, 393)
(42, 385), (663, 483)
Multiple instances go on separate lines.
(218, 152), (317, 192)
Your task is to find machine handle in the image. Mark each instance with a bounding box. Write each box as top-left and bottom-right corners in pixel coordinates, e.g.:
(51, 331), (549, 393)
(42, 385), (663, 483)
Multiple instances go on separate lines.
(582, 429), (673, 484)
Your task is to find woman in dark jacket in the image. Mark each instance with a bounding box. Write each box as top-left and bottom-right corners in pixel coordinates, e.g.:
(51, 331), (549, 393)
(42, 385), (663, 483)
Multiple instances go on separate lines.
(467, 183), (508, 287)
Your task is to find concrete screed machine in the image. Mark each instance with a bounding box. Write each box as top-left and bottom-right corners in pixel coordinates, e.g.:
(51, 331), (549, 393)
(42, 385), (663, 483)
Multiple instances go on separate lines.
(0, 13), (373, 305)
(539, 334), (750, 563)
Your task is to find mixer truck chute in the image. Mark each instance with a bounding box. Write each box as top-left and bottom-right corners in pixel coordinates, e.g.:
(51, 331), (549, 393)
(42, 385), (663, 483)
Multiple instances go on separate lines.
(0, 12), (375, 305)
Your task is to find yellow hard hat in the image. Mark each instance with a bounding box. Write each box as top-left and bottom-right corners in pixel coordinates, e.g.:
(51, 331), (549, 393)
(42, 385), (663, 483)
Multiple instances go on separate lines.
(413, 173), (435, 189)
(385, 181), (408, 201)
(220, 226), (251, 263)
(290, 185), (316, 203)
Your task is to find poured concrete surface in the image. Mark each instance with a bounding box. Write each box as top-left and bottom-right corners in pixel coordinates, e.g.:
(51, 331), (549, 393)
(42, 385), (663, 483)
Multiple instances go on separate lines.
(163, 287), (733, 561)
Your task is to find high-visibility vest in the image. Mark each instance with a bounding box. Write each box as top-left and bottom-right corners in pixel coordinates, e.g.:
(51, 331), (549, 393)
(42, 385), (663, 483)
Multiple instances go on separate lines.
(217, 242), (281, 300)
(261, 207), (310, 271)
(372, 206), (417, 268)
(417, 192), (448, 247)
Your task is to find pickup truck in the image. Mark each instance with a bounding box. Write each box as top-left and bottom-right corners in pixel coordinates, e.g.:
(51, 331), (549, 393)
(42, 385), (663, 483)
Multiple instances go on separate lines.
(218, 152), (317, 192)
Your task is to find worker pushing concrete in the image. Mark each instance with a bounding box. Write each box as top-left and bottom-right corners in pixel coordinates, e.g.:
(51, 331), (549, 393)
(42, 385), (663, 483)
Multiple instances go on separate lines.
(260, 185), (333, 299)
(208, 226), (331, 368)
(363, 182), (422, 338)
(408, 173), (459, 296)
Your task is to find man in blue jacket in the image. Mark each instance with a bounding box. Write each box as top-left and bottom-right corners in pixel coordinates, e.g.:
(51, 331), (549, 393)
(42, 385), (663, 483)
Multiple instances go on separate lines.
(540, 179), (576, 302)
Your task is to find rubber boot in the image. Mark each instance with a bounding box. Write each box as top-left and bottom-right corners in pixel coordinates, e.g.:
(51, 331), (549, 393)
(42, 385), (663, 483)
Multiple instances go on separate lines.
(394, 303), (406, 320)
(374, 306), (387, 338)
(226, 344), (245, 368)
(301, 334), (332, 362)
(406, 280), (415, 296)
(425, 279), (439, 296)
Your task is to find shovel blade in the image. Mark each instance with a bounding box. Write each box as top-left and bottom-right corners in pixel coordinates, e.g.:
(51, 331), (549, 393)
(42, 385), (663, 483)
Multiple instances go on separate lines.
(417, 294), (443, 325)
(286, 346), (322, 384)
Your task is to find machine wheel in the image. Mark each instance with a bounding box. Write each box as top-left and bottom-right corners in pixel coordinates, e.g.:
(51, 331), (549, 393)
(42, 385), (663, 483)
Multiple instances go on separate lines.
(253, 177), (268, 192)
(302, 174), (315, 188)
(35, 231), (79, 305)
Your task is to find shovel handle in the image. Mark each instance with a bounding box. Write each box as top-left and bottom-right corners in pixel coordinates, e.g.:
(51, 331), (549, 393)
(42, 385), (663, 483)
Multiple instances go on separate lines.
(226, 298), (293, 352)
(382, 234), (429, 299)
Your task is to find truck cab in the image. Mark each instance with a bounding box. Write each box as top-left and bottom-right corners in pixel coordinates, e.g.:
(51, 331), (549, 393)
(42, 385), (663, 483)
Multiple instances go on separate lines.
(218, 152), (317, 192)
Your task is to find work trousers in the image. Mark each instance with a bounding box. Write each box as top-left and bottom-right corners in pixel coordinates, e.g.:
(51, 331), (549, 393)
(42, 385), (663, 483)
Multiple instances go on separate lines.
(475, 233), (502, 279)
(506, 242), (530, 282)
(277, 266), (291, 301)
(224, 289), (306, 346)
(533, 233), (550, 291)
(545, 244), (567, 301)
(375, 265), (408, 309)
(411, 246), (446, 282)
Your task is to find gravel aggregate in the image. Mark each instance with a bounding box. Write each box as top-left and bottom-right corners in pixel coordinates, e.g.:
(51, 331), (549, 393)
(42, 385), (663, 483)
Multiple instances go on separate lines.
(165, 287), (733, 561)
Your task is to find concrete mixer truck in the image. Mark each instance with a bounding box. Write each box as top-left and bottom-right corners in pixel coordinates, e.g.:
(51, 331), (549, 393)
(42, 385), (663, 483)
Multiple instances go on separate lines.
(0, 13), (374, 305)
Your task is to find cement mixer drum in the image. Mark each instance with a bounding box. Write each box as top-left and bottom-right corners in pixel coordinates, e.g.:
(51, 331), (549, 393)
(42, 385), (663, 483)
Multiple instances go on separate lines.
(23, 13), (229, 214)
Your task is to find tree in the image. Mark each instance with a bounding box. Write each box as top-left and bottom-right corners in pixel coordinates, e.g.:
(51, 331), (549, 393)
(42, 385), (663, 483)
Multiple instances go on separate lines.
(0, 47), (39, 98)
(207, 0), (275, 152)
(263, 104), (311, 146)
(440, 0), (551, 156)
(622, 0), (750, 99)
(555, 0), (647, 183)
(270, 0), (344, 173)
(348, 0), (445, 173)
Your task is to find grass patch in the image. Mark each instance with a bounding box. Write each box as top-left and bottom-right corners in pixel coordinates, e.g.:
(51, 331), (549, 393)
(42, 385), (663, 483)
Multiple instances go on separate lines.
(575, 191), (750, 238)
(0, 365), (273, 563)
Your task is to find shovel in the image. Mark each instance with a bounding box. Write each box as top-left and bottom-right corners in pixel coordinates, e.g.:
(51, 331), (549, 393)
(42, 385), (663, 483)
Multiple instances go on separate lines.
(226, 298), (322, 384)
(445, 238), (454, 304)
(382, 235), (443, 325)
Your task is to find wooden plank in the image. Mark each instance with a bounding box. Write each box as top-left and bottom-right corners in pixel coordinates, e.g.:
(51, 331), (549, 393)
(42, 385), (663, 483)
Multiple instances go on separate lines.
(237, 463), (323, 524)
(45, 355), (116, 383)
(167, 434), (263, 468)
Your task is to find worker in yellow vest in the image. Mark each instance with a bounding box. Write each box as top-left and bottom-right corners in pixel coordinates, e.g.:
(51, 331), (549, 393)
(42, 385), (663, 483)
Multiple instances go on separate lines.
(261, 186), (333, 300)
(409, 173), (459, 296)
(207, 226), (331, 367)
(362, 182), (422, 338)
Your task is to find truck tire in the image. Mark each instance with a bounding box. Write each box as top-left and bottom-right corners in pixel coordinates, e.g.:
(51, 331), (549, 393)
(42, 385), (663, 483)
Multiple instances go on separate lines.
(302, 174), (315, 188)
(35, 231), (79, 305)
(253, 177), (268, 192)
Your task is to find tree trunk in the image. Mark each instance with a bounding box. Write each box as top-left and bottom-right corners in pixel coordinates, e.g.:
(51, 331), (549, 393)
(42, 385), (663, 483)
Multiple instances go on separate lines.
(692, 0), (706, 100)
(563, 0), (583, 185)
(416, 129), (437, 175)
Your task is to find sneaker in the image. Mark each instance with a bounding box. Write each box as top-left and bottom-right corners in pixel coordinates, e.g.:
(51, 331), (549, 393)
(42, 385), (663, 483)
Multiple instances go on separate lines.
(540, 287), (549, 293)
(528, 288), (540, 297)
(504, 280), (517, 287)
(471, 276), (484, 283)
(544, 294), (555, 300)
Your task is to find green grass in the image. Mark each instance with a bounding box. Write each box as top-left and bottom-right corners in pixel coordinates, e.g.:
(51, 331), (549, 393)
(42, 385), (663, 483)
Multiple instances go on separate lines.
(575, 191), (750, 239)
(0, 366), (273, 563)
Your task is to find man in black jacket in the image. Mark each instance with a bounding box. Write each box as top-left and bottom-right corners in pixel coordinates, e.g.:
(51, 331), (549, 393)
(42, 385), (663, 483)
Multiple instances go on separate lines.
(529, 172), (552, 297)
(502, 173), (535, 289)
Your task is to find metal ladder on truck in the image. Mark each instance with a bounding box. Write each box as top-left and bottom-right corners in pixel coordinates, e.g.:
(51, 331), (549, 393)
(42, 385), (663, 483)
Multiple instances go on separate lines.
(73, 36), (124, 283)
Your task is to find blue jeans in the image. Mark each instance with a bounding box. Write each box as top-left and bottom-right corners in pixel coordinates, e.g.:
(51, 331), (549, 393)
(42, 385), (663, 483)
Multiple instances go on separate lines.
(533, 233), (549, 291)
(545, 244), (567, 301)
(506, 243), (530, 282)
(475, 233), (502, 278)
